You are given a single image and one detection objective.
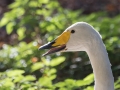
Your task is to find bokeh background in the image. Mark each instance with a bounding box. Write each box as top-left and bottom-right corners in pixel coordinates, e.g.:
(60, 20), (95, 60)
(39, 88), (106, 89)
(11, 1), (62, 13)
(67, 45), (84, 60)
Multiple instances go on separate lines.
(0, 0), (120, 90)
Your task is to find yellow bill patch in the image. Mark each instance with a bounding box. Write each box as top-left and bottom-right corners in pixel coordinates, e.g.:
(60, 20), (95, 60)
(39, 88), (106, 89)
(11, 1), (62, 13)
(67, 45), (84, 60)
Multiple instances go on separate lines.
(52, 31), (70, 46)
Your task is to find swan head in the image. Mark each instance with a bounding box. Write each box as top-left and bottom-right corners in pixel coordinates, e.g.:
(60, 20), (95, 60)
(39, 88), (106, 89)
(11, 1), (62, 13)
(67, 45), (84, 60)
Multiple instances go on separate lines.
(39, 22), (101, 56)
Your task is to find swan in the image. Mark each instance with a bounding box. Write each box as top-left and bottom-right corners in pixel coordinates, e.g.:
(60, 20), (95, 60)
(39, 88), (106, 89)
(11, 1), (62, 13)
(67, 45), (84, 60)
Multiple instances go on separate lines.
(39, 22), (114, 90)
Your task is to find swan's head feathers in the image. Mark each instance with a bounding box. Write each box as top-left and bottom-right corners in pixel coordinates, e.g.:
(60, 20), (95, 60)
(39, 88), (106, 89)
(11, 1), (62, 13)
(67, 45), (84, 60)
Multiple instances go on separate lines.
(39, 22), (102, 56)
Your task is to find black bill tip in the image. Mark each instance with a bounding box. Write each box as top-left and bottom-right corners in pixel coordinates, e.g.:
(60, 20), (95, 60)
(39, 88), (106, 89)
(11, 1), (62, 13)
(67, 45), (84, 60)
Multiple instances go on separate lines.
(41, 44), (66, 56)
(38, 41), (55, 50)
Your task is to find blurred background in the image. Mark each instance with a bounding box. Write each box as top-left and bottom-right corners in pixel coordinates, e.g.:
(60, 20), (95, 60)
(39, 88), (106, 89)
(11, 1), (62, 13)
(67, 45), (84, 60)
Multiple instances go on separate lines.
(0, 0), (120, 90)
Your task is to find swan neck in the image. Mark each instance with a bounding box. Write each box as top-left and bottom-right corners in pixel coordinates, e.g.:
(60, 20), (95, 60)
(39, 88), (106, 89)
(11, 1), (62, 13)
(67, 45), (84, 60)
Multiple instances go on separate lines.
(86, 42), (114, 90)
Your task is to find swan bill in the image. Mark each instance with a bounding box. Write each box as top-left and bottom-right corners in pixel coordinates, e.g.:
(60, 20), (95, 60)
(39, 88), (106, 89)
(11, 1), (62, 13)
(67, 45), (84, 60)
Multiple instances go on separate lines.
(40, 44), (66, 56)
(39, 31), (70, 56)
(39, 40), (66, 56)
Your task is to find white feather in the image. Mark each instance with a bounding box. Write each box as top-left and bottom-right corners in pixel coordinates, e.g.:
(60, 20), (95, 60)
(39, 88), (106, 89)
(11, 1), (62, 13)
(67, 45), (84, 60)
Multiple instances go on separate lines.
(64, 22), (114, 90)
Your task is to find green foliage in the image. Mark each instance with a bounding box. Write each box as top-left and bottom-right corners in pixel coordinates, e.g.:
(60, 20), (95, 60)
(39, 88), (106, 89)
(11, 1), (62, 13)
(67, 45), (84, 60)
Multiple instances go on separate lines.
(0, 41), (94, 89)
(55, 74), (94, 90)
(0, 0), (120, 89)
(0, 42), (94, 89)
(115, 77), (120, 90)
(0, 69), (36, 90)
(50, 57), (65, 66)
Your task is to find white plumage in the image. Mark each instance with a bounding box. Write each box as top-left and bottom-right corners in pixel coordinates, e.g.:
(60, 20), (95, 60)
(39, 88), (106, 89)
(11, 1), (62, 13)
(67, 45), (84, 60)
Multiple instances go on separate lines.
(40, 22), (114, 90)
(65, 22), (114, 90)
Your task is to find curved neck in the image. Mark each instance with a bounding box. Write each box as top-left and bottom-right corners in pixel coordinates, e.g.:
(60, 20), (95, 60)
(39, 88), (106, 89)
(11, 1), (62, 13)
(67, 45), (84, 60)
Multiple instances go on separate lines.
(86, 41), (114, 90)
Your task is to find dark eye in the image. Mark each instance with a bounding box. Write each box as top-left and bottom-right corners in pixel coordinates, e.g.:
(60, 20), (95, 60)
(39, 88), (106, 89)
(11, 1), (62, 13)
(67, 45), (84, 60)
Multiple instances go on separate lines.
(71, 30), (75, 33)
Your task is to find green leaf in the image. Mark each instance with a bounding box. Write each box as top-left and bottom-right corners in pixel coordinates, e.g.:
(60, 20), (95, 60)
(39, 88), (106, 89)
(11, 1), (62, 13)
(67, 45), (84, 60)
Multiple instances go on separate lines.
(76, 80), (87, 86)
(29, 1), (38, 7)
(38, 0), (49, 3)
(115, 78), (120, 89)
(76, 73), (94, 86)
(50, 57), (65, 66)
(8, 1), (21, 8)
(49, 74), (56, 80)
(65, 79), (76, 86)
(48, 68), (57, 75)
(55, 82), (66, 88)
(0, 17), (9, 27)
(6, 70), (25, 77)
(1, 78), (14, 87)
(46, 24), (56, 32)
(13, 75), (24, 83)
(84, 73), (94, 81)
(6, 22), (15, 34)
(24, 75), (36, 81)
(31, 62), (44, 72)
(39, 76), (52, 87)
(85, 86), (94, 90)
(17, 27), (26, 40)
(47, 36), (54, 41)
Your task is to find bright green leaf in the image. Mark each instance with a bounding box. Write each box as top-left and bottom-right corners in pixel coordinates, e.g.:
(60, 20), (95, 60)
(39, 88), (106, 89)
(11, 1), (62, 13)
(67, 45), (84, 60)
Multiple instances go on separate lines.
(8, 2), (21, 8)
(38, 0), (49, 3)
(48, 68), (57, 75)
(39, 76), (52, 87)
(6, 70), (25, 77)
(2, 78), (14, 87)
(6, 22), (15, 34)
(50, 57), (65, 66)
(17, 27), (26, 40)
(49, 74), (56, 80)
(24, 75), (36, 81)
(13, 75), (24, 83)
(84, 73), (94, 81)
(85, 86), (94, 90)
(55, 82), (66, 88)
(65, 79), (76, 87)
(29, 1), (38, 7)
(31, 62), (44, 72)
(0, 17), (9, 27)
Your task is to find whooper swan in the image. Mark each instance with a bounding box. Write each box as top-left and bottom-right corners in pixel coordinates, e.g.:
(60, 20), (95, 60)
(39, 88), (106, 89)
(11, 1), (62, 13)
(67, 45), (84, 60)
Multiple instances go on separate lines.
(39, 22), (114, 90)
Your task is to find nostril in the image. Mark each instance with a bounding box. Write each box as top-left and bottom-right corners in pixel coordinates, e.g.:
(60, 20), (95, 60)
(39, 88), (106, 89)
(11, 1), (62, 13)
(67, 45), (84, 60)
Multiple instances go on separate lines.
(65, 48), (67, 50)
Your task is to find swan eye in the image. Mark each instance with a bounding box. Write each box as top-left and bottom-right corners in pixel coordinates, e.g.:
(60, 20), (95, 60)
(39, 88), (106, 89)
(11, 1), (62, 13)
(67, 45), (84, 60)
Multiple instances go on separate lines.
(71, 30), (75, 33)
